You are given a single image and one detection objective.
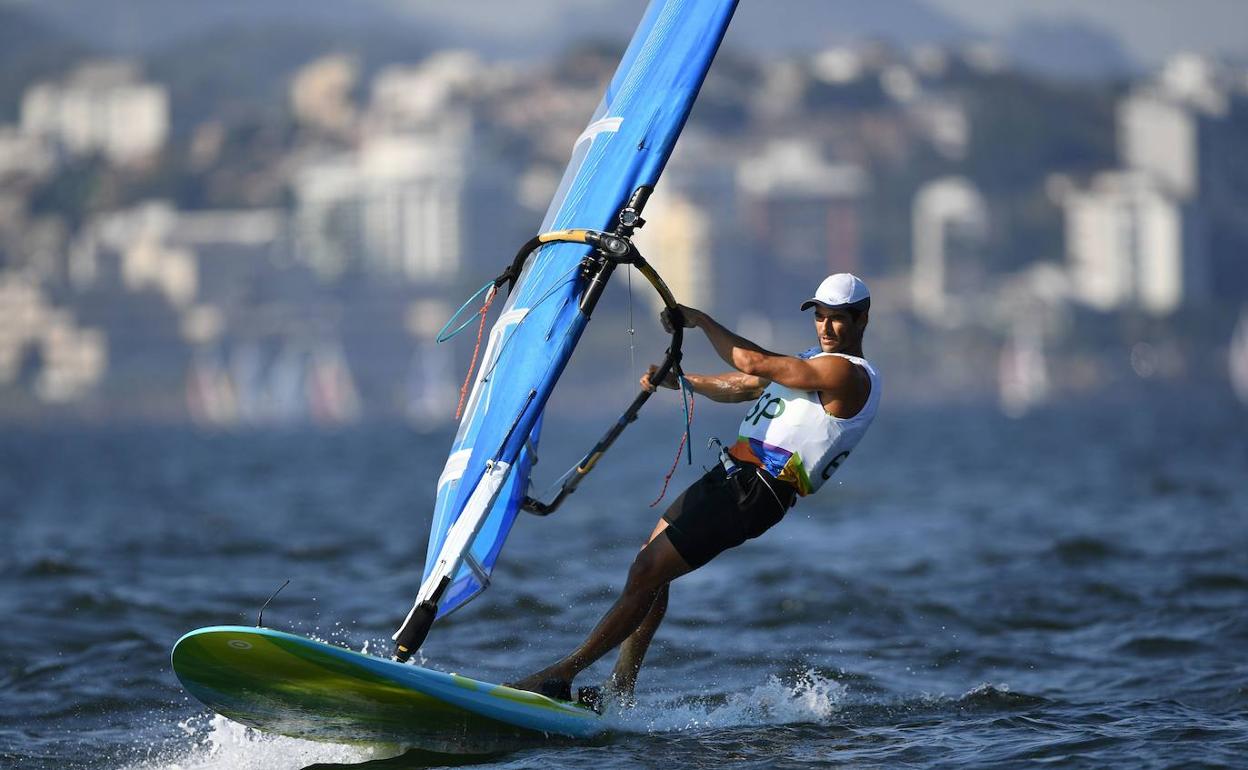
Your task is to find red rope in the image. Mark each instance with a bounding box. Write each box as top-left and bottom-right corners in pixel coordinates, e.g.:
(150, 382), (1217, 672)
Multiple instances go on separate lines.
(649, 390), (695, 508)
(454, 286), (497, 421)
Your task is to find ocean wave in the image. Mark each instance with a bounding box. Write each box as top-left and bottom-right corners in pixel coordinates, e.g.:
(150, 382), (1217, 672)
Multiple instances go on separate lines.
(955, 682), (1050, 710)
(1114, 635), (1209, 657)
(1050, 536), (1123, 565)
(10, 553), (94, 579)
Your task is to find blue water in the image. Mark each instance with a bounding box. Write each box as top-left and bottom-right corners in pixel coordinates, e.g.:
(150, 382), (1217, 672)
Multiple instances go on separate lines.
(2, 397), (1246, 768)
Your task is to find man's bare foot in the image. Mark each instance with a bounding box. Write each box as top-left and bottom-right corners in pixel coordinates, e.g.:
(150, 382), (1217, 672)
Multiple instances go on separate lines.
(574, 680), (636, 714)
(506, 676), (572, 701)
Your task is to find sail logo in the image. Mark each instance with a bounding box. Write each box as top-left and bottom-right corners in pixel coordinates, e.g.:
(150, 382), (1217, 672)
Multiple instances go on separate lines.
(575, 116), (623, 148)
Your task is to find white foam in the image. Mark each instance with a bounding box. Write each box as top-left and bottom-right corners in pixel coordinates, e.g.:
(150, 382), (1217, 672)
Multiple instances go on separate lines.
(610, 669), (847, 734)
(127, 672), (844, 766)
(121, 713), (396, 770)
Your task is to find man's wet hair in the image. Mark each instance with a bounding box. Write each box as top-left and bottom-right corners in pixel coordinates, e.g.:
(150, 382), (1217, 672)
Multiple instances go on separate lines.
(809, 297), (870, 321)
(845, 297), (870, 321)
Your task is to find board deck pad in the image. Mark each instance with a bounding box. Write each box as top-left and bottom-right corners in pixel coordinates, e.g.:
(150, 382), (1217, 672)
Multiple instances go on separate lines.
(171, 626), (603, 748)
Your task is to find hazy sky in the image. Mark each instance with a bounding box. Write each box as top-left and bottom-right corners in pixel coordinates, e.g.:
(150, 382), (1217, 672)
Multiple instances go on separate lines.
(926, 0), (1248, 66)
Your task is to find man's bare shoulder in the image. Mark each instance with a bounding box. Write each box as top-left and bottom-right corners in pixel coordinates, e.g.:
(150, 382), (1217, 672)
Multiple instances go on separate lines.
(806, 352), (857, 382)
(807, 354), (870, 412)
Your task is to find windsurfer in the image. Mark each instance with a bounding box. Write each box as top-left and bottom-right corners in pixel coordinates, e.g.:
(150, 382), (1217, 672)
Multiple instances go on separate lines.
(511, 273), (881, 703)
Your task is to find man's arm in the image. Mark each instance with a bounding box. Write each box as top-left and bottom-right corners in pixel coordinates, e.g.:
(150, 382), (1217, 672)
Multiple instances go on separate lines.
(665, 305), (852, 396)
(641, 366), (765, 403)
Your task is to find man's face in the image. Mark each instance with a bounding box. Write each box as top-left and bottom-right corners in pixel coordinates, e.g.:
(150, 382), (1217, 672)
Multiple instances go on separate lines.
(812, 305), (861, 353)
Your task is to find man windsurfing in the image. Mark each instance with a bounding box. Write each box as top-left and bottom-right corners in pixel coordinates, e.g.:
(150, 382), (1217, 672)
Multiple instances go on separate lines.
(512, 272), (881, 703)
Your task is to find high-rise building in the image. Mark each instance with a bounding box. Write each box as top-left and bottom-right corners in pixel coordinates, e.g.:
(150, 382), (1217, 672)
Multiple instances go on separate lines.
(1119, 91), (1197, 201)
(20, 61), (168, 166)
(1061, 171), (1203, 316)
(295, 127), (470, 284)
(294, 53), (522, 287)
(737, 139), (866, 312)
(911, 176), (988, 325)
(631, 133), (744, 322)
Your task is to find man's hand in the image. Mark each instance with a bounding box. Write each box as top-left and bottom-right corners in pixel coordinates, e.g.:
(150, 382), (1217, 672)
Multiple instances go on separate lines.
(660, 305), (700, 334)
(641, 364), (679, 392)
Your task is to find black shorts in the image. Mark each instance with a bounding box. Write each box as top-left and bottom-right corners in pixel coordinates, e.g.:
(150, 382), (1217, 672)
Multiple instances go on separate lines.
(661, 463), (798, 569)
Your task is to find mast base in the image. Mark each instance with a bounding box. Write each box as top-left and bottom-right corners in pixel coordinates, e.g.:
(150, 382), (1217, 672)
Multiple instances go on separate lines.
(392, 601), (437, 663)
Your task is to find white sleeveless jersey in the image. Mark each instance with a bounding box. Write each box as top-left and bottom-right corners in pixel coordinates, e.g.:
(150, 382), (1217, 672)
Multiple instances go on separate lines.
(728, 351), (880, 496)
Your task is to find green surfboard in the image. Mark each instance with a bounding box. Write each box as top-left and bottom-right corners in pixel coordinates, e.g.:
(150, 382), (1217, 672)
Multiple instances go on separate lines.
(172, 626), (603, 749)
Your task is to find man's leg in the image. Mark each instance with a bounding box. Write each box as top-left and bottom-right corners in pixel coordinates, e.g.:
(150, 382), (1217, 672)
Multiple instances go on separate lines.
(607, 584), (667, 698)
(510, 524), (691, 695)
(607, 519), (674, 697)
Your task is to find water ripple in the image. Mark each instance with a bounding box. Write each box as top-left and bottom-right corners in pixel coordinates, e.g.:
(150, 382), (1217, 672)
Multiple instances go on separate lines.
(3, 405), (1245, 768)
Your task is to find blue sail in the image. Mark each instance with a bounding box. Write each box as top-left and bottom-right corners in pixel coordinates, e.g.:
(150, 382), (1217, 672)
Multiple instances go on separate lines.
(418, 0), (739, 622)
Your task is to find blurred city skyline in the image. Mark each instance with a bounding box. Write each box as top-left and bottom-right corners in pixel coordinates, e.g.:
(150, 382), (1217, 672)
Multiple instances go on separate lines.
(1, 2), (1247, 427)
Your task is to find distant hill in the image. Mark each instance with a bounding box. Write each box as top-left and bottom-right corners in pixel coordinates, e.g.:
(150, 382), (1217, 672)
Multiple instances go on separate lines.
(3, 0), (390, 54)
(145, 21), (432, 132)
(730, 0), (974, 52)
(0, 3), (72, 57)
(12, 0), (975, 59)
(1005, 18), (1134, 81)
(6, 0), (1141, 89)
(374, 0), (976, 58)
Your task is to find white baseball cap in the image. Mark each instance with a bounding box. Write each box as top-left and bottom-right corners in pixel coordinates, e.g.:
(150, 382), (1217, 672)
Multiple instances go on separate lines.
(800, 273), (870, 311)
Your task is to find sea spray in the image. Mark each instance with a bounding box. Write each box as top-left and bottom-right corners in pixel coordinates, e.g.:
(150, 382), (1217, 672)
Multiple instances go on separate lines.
(119, 713), (393, 770)
(612, 669), (847, 734)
